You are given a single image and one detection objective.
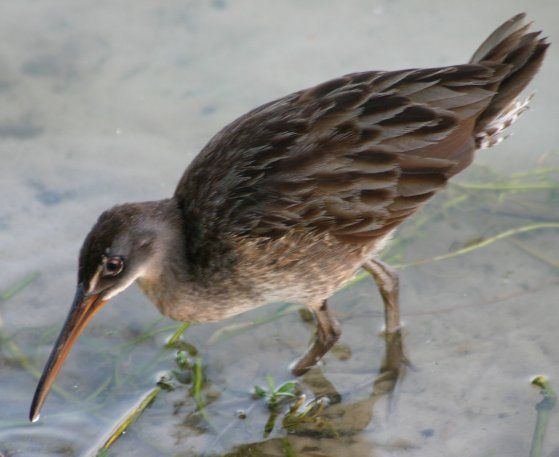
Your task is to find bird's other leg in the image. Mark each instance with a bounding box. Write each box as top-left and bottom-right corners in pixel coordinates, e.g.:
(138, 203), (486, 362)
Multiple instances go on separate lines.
(291, 300), (341, 376)
(362, 258), (400, 333)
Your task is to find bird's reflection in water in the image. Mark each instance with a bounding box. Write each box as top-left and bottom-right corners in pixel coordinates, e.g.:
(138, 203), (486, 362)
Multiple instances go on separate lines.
(219, 328), (408, 457)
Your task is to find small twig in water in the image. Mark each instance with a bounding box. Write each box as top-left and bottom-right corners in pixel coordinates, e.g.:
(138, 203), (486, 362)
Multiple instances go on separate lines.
(529, 376), (557, 457)
(98, 385), (162, 453)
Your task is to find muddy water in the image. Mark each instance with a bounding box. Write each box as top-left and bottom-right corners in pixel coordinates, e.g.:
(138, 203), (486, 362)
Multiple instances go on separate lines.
(1, 1), (558, 456)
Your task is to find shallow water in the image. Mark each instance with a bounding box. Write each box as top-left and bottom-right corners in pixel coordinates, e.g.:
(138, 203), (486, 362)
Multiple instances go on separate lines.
(1, 1), (559, 456)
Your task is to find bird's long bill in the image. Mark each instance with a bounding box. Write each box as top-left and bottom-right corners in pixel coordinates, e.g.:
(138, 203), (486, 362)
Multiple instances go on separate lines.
(29, 284), (108, 422)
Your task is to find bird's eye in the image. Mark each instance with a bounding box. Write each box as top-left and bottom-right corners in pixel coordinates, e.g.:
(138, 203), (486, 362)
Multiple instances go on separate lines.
(103, 257), (124, 276)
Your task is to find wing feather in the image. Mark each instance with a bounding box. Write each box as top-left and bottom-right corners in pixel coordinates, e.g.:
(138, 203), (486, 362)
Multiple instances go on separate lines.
(174, 64), (505, 252)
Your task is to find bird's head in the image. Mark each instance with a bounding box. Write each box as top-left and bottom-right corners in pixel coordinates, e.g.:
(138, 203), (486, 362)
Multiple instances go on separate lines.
(77, 203), (159, 300)
(29, 201), (171, 422)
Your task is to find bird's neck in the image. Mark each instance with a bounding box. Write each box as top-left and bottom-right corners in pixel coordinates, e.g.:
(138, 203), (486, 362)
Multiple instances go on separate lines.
(135, 197), (245, 321)
(136, 197), (236, 295)
(138, 197), (189, 280)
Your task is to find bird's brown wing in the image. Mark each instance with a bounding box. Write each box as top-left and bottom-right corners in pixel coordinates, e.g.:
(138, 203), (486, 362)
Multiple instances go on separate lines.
(175, 64), (508, 254)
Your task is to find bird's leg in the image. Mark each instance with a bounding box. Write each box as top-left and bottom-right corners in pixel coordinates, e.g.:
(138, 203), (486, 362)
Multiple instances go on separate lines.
(291, 300), (341, 376)
(362, 258), (400, 333)
(373, 329), (407, 403)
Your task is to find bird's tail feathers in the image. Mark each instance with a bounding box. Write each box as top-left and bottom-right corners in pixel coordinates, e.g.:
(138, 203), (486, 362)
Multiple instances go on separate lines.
(470, 13), (549, 148)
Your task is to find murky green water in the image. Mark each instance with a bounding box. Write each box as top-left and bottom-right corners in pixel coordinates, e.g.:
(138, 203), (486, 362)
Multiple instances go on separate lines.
(1, 1), (558, 456)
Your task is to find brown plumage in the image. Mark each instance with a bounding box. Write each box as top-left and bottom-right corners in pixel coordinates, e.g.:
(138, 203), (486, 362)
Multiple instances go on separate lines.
(30, 14), (548, 422)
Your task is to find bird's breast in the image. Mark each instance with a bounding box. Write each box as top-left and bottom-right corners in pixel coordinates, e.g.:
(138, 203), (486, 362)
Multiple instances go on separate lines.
(137, 274), (262, 323)
(137, 231), (382, 323)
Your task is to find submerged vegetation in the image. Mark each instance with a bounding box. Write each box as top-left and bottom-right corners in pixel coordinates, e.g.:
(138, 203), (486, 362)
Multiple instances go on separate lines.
(530, 376), (557, 457)
(252, 376), (335, 438)
(1, 162), (558, 455)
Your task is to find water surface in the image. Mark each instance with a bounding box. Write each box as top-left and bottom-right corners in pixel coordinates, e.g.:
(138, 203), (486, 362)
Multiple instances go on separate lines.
(1, 1), (558, 456)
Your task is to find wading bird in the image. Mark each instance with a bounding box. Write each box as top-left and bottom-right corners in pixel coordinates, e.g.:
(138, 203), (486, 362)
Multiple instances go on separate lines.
(30, 13), (548, 422)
